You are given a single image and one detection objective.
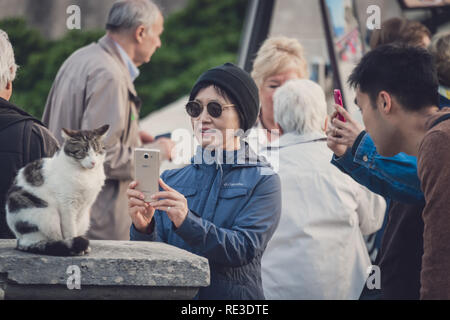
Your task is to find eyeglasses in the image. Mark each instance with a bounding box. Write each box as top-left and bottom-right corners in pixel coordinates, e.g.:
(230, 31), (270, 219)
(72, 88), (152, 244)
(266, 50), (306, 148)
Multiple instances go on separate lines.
(185, 100), (235, 118)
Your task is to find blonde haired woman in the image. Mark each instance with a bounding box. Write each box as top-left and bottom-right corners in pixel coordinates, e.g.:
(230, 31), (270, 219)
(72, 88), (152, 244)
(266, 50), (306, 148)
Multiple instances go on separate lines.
(249, 36), (309, 146)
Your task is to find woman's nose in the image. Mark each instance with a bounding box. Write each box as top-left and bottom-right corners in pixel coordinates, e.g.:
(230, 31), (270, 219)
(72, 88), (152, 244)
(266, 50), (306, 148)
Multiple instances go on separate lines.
(198, 106), (210, 121)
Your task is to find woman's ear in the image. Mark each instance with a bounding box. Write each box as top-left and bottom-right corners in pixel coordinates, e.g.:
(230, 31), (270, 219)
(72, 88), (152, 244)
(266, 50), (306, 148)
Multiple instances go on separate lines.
(275, 123), (284, 136)
(322, 116), (328, 132)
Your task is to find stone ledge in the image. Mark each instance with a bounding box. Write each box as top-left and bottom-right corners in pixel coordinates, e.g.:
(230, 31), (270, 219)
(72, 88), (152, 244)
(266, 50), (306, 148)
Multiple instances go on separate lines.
(0, 240), (210, 300)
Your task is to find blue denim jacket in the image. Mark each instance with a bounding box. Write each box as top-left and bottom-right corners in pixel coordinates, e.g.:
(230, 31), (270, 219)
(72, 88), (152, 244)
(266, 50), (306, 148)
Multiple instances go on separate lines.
(331, 95), (449, 204)
(331, 132), (424, 204)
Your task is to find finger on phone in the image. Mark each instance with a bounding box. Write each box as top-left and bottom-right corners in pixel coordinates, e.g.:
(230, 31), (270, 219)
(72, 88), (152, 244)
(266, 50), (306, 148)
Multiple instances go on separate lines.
(152, 205), (176, 213)
(129, 181), (138, 189)
(129, 197), (146, 207)
(332, 117), (347, 128)
(149, 199), (177, 208)
(127, 188), (145, 200)
(334, 104), (349, 119)
(150, 191), (177, 201)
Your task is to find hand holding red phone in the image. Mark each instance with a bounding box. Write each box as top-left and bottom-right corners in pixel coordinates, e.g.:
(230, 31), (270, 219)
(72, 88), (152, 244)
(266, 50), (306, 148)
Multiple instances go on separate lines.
(326, 96), (364, 157)
(333, 89), (346, 122)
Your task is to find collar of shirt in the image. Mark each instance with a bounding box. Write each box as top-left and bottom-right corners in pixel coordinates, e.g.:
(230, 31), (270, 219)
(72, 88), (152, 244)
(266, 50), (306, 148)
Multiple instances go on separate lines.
(114, 41), (140, 82)
(265, 131), (326, 150)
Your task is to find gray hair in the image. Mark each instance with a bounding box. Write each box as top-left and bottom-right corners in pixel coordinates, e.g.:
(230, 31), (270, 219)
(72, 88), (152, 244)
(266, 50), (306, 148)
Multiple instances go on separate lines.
(106, 0), (160, 33)
(0, 29), (17, 90)
(429, 31), (450, 88)
(273, 79), (327, 135)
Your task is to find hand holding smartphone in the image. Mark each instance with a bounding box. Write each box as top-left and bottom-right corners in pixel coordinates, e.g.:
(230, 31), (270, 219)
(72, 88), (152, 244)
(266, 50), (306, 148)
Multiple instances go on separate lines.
(333, 89), (346, 122)
(134, 148), (160, 201)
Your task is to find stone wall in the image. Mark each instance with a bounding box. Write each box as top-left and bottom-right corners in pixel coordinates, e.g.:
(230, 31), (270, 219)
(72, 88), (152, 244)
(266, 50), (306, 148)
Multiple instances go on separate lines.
(0, 239), (210, 300)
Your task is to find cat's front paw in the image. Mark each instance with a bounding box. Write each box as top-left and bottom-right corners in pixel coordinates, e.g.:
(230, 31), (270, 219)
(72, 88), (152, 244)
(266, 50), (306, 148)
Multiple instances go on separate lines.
(70, 236), (90, 256)
(72, 246), (90, 256)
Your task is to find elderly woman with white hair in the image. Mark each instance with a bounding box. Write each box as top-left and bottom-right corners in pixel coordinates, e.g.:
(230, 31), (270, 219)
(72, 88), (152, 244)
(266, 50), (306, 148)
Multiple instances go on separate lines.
(260, 79), (386, 300)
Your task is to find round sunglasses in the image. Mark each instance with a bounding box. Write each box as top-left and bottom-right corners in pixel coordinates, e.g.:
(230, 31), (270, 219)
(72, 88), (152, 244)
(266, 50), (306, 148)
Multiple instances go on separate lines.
(185, 100), (235, 118)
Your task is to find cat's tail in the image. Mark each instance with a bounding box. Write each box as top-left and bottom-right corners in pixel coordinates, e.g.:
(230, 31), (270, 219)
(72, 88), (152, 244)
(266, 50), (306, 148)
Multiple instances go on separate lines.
(16, 236), (90, 256)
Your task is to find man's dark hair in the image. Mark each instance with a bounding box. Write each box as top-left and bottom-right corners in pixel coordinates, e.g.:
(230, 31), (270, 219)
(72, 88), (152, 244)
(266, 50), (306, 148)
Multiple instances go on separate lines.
(348, 44), (439, 111)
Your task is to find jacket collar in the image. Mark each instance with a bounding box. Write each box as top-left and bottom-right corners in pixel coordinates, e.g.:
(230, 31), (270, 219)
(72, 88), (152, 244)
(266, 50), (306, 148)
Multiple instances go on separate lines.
(0, 97), (41, 122)
(268, 131), (326, 149)
(114, 41), (140, 82)
(0, 97), (44, 131)
(98, 34), (137, 96)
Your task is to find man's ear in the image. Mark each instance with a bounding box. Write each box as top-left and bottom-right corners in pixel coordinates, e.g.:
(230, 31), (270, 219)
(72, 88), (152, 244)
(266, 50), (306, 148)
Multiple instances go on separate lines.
(378, 91), (392, 114)
(4, 81), (13, 101)
(134, 25), (146, 44)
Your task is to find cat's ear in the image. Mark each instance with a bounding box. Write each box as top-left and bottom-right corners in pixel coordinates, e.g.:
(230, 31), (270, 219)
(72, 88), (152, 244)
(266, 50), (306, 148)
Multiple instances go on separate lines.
(61, 128), (76, 141)
(94, 124), (110, 139)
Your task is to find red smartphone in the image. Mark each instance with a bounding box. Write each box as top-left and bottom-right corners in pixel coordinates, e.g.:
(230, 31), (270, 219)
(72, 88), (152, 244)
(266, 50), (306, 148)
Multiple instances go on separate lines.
(333, 89), (346, 122)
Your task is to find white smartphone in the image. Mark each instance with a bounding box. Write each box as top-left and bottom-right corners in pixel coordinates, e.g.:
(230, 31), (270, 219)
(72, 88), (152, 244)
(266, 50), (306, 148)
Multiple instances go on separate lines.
(134, 148), (160, 201)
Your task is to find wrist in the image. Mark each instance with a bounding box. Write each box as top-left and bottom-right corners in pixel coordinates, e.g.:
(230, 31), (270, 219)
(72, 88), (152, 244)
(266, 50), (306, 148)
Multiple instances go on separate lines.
(173, 210), (188, 229)
(351, 130), (367, 156)
(334, 147), (348, 158)
(136, 219), (154, 234)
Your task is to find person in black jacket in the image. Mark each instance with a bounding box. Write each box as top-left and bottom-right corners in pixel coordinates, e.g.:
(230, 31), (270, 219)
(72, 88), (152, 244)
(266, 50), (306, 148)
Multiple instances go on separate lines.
(0, 29), (59, 238)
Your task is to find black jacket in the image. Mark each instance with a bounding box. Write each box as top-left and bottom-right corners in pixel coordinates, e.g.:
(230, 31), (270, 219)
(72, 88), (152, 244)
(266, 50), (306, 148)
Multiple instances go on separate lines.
(0, 97), (59, 238)
(377, 201), (424, 300)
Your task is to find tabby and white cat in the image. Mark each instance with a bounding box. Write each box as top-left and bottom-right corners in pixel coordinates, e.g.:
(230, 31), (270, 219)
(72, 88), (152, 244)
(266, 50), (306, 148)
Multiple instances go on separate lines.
(5, 125), (109, 256)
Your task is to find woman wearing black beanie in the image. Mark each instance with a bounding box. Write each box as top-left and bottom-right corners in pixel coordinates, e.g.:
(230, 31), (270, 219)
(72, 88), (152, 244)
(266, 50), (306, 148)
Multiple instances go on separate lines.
(127, 63), (282, 300)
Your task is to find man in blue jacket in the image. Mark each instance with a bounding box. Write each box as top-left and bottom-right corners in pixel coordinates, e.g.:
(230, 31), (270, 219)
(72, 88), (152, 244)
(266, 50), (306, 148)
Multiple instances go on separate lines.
(326, 81), (447, 299)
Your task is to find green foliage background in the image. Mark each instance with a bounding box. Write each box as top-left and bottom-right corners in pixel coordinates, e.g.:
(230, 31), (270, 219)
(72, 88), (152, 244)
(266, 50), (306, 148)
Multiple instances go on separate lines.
(0, 0), (248, 119)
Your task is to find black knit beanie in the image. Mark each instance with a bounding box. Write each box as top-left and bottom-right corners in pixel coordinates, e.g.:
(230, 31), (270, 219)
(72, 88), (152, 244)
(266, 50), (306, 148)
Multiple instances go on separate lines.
(189, 63), (260, 132)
